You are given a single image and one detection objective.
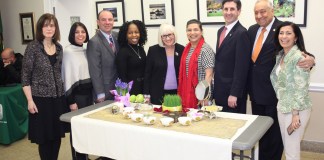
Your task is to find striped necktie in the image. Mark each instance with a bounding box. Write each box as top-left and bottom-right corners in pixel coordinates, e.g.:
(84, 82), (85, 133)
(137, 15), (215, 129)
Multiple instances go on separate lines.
(109, 35), (115, 53)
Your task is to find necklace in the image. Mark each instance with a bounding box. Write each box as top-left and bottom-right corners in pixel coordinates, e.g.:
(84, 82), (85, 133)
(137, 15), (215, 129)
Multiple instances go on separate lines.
(128, 44), (141, 59)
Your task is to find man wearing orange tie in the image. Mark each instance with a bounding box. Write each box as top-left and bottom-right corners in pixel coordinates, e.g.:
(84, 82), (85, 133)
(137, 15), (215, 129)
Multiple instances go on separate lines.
(247, 0), (315, 159)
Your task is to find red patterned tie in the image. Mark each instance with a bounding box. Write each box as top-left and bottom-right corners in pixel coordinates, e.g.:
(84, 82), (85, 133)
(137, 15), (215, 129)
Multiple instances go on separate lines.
(109, 35), (115, 53)
(218, 27), (227, 47)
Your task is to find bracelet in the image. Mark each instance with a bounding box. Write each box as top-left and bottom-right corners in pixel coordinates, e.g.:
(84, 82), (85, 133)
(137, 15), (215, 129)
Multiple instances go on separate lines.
(292, 110), (299, 115)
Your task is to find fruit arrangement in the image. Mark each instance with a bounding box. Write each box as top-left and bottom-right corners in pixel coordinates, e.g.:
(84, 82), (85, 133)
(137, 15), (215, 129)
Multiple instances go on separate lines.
(129, 94), (145, 103)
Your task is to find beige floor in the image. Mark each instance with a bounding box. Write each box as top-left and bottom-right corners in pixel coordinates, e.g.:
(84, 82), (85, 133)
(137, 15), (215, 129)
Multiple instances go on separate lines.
(1, 134), (324, 160)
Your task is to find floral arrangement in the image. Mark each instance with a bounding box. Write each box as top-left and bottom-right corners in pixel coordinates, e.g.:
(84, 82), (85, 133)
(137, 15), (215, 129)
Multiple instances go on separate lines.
(110, 79), (133, 107)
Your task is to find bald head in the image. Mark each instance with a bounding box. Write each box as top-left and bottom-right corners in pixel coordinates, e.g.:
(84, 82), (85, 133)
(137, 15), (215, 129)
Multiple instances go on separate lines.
(254, 0), (274, 27)
(1, 48), (15, 64)
(97, 10), (114, 34)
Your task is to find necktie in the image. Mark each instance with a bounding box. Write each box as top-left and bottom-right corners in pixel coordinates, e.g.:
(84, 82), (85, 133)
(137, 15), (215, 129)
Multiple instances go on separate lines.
(252, 28), (267, 62)
(218, 27), (227, 47)
(109, 35), (115, 53)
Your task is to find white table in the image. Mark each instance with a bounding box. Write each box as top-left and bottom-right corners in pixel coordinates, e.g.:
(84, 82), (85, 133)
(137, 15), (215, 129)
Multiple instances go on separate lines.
(60, 101), (273, 160)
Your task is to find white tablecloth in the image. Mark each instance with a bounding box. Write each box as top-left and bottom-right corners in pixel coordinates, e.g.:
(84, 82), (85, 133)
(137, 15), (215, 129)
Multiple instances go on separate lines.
(71, 103), (258, 160)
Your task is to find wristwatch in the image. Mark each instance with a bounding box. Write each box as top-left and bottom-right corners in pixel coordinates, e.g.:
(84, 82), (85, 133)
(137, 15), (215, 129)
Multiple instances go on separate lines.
(292, 110), (299, 115)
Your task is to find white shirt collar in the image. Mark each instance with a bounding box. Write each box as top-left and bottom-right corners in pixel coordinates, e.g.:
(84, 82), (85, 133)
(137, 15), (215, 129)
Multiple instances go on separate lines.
(224, 20), (239, 36)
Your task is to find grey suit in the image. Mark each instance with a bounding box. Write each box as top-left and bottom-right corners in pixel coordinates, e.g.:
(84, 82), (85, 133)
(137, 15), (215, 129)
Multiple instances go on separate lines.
(86, 30), (119, 100)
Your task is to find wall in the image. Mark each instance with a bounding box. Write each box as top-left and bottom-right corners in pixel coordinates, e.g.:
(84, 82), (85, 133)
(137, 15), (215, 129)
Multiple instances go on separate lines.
(0, 0), (44, 54)
(0, 0), (323, 143)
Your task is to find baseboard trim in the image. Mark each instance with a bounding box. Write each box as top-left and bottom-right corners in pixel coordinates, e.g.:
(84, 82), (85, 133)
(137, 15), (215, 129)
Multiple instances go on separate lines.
(301, 140), (324, 153)
(309, 83), (324, 92)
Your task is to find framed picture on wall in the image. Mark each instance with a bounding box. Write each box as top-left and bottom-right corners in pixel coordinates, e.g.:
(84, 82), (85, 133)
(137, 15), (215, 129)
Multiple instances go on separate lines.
(70, 16), (80, 26)
(19, 12), (35, 44)
(197, 0), (225, 25)
(274, 0), (307, 27)
(141, 0), (175, 27)
(96, 0), (125, 29)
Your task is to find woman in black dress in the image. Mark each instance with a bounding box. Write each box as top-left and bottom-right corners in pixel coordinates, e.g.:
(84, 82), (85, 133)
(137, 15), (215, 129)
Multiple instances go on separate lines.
(116, 20), (147, 95)
(22, 13), (66, 160)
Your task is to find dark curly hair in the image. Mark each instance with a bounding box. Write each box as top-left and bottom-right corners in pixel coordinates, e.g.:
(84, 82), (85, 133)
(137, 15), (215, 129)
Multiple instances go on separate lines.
(117, 20), (147, 47)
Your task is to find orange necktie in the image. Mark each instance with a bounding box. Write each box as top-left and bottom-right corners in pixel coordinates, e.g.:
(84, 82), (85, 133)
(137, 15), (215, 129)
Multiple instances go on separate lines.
(252, 28), (267, 62)
(218, 27), (227, 47)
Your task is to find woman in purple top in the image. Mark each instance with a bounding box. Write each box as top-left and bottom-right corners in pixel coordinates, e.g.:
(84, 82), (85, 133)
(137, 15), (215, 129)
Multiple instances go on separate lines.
(144, 23), (184, 105)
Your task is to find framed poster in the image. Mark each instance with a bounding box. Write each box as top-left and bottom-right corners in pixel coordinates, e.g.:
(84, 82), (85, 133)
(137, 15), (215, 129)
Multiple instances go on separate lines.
(274, 0), (307, 27)
(19, 12), (35, 44)
(197, 0), (225, 25)
(141, 0), (175, 27)
(96, 0), (125, 28)
(70, 16), (80, 26)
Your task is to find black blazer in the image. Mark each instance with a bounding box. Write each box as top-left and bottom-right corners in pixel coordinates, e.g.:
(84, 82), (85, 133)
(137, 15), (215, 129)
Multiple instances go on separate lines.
(247, 18), (282, 105)
(213, 21), (250, 106)
(143, 43), (184, 105)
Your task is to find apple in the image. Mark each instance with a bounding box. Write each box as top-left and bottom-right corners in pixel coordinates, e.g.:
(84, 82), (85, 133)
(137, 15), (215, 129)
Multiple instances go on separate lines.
(136, 94), (144, 103)
(130, 95), (136, 103)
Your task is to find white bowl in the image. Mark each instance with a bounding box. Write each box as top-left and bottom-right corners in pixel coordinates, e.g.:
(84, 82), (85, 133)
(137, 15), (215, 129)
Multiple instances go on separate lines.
(143, 116), (156, 125)
(178, 117), (192, 126)
(160, 117), (174, 126)
(130, 113), (144, 122)
(190, 112), (204, 121)
(122, 107), (135, 118)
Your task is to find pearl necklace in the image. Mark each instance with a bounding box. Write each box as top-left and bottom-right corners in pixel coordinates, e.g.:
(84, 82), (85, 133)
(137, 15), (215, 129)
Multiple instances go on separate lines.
(128, 44), (141, 59)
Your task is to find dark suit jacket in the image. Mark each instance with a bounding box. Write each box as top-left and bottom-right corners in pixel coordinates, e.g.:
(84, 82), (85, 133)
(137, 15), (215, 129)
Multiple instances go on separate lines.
(143, 43), (184, 105)
(2, 53), (23, 84)
(86, 30), (119, 100)
(247, 18), (282, 105)
(213, 21), (250, 109)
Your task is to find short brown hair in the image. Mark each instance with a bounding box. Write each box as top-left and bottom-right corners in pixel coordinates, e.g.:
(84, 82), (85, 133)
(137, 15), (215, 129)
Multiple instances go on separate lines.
(35, 13), (60, 42)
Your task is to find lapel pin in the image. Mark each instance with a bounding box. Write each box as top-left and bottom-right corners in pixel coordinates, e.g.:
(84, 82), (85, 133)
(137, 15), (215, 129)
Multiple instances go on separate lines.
(273, 29), (276, 32)
(175, 52), (178, 56)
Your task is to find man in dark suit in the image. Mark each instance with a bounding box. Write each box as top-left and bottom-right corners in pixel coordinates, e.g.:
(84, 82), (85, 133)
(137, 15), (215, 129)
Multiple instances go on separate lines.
(87, 10), (119, 103)
(213, 0), (250, 114)
(248, 0), (315, 159)
(1, 48), (23, 84)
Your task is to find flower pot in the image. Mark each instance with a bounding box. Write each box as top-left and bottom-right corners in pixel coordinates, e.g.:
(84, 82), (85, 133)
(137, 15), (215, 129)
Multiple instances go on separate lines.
(162, 105), (182, 112)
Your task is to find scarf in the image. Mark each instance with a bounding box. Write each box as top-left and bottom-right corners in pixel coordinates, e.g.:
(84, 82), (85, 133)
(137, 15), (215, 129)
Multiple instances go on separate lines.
(62, 44), (91, 96)
(178, 38), (205, 110)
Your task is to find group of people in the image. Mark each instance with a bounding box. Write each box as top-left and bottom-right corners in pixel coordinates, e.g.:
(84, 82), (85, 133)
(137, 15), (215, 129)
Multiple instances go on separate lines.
(14, 0), (315, 160)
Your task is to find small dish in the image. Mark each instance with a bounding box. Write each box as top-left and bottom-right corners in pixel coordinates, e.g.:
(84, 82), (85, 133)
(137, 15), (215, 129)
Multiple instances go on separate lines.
(160, 117), (174, 127)
(143, 116), (156, 125)
(130, 113), (144, 122)
(190, 112), (204, 121)
(178, 117), (191, 126)
(122, 107), (135, 119)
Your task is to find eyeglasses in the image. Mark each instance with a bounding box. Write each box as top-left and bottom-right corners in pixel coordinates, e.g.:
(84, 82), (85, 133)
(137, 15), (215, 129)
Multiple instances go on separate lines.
(161, 33), (174, 39)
